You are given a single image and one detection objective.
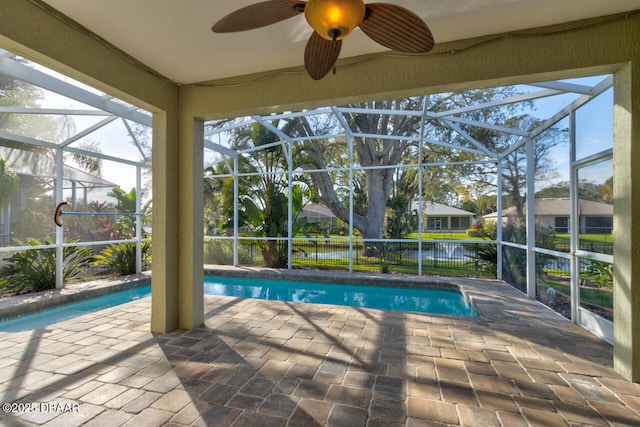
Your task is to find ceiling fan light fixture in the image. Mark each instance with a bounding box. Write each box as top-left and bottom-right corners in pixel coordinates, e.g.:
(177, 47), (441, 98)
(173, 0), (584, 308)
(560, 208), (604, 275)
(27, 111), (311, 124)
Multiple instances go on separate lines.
(304, 0), (366, 41)
(212, 1), (434, 80)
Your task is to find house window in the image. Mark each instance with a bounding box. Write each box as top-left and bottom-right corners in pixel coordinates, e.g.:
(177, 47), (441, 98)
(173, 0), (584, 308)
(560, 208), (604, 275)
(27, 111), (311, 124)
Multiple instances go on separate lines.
(428, 217), (441, 230)
(585, 216), (613, 234)
(461, 217), (470, 229)
(555, 216), (569, 233)
(451, 217), (459, 230)
(450, 217), (470, 230)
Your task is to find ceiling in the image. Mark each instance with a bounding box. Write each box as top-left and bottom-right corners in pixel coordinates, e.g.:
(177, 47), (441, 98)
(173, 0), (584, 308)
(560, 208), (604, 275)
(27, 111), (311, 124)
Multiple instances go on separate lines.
(41, 0), (640, 85)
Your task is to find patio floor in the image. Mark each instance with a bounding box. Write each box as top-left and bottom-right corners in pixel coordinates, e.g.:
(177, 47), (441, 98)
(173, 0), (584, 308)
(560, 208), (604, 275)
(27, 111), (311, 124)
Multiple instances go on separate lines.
(1, 270), (639, 426)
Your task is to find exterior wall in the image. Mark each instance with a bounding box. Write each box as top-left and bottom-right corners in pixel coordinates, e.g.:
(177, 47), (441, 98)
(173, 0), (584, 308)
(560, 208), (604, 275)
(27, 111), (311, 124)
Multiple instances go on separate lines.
(537, 216), (555, 230)
(613, 63), (640, 382)
(492, 214), (615, 234)
(302, 214), (336, 233)
(1, 1), (638, 380)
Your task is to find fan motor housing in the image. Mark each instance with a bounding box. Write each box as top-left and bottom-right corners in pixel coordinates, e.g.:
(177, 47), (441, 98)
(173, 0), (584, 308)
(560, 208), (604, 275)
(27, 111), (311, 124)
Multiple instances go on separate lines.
(304, 0), (366, 41)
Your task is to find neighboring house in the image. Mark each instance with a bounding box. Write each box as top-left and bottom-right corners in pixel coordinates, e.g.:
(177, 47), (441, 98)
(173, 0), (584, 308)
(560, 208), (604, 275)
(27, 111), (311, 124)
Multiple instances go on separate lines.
(482, 198), (613, 234)
(411, 201), (476, 233)
(300, 204), (337, 233)
(0, 146), (118, 244)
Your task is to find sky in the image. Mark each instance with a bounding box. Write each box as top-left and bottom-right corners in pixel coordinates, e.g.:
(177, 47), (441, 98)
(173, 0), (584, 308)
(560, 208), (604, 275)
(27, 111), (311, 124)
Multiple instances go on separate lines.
(26, 61), (151, 192)
(522, 77), (613, 189)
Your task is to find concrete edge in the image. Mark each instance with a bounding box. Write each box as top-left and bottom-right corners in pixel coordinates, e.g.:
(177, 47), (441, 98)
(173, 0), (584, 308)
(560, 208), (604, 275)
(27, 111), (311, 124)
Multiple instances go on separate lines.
(0, 272), (152, 321)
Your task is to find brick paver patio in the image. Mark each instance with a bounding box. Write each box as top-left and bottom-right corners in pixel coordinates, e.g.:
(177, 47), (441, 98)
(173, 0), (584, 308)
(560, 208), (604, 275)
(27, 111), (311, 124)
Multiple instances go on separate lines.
(1, 270), (639, 426)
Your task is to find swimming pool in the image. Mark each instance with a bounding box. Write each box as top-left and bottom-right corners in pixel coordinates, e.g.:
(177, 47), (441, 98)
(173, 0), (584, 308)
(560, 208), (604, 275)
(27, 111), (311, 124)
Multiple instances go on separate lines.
(0, 275), (478, 331)
(204, 275), (478, 316)
(0, 286), (151, 332)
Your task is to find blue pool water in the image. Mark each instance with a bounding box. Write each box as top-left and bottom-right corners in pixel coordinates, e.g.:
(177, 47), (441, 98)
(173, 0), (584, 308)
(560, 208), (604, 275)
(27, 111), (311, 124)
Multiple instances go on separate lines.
(204, 276), (478, 317)
(0, 286), (151, 332)
(0, 276), (478, 332)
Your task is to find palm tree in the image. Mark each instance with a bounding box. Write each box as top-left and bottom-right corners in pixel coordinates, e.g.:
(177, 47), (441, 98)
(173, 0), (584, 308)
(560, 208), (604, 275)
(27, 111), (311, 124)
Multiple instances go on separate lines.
(220, 122), (312, 268)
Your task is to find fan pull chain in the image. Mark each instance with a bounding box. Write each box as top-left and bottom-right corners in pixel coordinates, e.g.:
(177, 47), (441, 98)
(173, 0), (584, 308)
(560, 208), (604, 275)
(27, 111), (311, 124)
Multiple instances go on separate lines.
(331, 32), (338, 76)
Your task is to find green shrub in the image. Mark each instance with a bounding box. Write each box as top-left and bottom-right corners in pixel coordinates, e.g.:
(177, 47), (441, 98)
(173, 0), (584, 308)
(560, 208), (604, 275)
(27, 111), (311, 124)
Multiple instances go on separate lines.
(368, 241), (397, 273)
(583, 260), (613, 288)
(466, 228), (482, 237)
(94, 241), (151, 276)
(204, 239), (253, 265)
(468, 243), (498, 276)
(0, 238), (94, 293)
(467, 220), (557, 280)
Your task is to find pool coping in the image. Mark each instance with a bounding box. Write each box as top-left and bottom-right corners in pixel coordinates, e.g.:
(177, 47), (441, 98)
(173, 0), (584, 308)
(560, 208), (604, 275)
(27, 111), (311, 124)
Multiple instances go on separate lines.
(205, 265), (464, 290)
(0, 272), (151, 321)
(0, 266), (566, 323)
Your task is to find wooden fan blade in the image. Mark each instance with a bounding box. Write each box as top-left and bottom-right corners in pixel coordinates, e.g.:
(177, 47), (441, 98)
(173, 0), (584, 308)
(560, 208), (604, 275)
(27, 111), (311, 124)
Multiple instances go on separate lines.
(212, 0), (305, 33)
(304, 32), (342, 80)
(359, 3), (434, 53)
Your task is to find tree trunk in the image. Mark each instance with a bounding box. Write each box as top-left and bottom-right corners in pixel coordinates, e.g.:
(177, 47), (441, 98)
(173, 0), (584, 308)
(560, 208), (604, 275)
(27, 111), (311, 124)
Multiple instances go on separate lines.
(361, 168), (393, 255)
(298, 99), (422, 249)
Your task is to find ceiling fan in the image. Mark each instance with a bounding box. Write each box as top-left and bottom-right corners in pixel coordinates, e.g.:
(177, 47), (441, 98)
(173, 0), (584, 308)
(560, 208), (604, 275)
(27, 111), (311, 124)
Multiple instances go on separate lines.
(212, 0), (434, 80)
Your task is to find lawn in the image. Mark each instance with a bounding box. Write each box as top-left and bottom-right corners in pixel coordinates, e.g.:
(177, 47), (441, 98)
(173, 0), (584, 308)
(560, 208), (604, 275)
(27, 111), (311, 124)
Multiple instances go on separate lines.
(406, 232), (475, 241)
(553, 233), (613, 254)
(303, 232), (477, 241)
(291, 257), (496, 278)
(554, 233), (613, 245)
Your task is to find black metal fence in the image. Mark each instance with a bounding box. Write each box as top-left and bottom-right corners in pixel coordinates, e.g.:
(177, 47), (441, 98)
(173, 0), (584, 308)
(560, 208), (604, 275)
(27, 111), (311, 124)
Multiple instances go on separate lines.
(553, 241), (613, 255)
(220, 239), (497, 278)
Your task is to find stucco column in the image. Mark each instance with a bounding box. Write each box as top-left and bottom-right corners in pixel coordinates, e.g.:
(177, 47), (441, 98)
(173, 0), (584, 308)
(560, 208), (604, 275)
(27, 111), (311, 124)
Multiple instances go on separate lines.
(150, 113), (204, 332)
(150, 112), (180, 332)
(177, 118), (204, 330)
(613, 63), (640, 382)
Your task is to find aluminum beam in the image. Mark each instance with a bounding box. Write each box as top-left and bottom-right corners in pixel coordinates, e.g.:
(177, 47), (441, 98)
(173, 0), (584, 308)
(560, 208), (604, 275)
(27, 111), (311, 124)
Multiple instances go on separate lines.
(0, 51), (151, 126)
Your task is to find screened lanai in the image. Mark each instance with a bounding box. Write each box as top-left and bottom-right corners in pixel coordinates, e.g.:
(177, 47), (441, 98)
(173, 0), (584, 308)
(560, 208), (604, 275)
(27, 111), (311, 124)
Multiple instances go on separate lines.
(0, 52), (618, 360)
(2, 0), (639, 385)
(203, 74), (614, 343)
(0, 47), (616, 348)
(0, 50), (153, 286)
